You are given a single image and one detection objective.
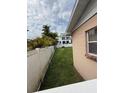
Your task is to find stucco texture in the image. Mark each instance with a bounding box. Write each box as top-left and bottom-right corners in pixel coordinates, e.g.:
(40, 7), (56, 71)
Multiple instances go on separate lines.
(72, 14), (97, 80)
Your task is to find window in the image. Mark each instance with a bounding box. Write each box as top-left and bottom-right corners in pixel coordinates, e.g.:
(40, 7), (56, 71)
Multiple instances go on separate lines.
(66, 37), (70, 40)
(86, 27), (97, 56)
(63, 41), (65, 44)
(67, 41), (69, 44)
(62, 37), (65, 40)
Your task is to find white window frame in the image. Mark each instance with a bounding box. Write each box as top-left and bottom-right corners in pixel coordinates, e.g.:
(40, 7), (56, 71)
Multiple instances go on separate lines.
(86, 27), (97, 57)
(62, 37), (65, 40)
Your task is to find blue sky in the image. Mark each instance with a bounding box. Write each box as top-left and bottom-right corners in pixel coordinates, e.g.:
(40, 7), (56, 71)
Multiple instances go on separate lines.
(27, 0), (76, 39)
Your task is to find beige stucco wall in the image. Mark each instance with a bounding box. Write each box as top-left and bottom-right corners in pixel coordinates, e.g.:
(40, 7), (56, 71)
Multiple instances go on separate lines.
(72, 15), (97, 80)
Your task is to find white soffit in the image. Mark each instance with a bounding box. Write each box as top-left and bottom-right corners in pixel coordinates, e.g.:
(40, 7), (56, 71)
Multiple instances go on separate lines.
(73, 0), (97, 31)
(66, 0), (90, 33)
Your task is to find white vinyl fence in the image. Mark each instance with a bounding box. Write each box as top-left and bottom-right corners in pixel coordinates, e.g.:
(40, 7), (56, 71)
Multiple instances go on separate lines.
(27, 46), (55, 93)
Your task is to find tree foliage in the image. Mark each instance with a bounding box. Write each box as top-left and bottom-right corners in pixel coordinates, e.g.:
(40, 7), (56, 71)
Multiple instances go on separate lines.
(27, 25), (58, 51)
(42, 25), (50, 36)
(42, 25), (58, 39)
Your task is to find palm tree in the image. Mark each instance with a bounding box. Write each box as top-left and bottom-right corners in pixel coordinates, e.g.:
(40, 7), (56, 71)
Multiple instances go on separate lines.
(42, 25), (50, 36)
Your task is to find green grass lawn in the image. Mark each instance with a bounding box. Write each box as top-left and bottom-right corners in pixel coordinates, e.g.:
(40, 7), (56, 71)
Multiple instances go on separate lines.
(39, 47), (84, 90)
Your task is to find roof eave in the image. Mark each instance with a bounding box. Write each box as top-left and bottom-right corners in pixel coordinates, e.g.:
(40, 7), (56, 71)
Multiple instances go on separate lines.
(66, 0), (90, 34)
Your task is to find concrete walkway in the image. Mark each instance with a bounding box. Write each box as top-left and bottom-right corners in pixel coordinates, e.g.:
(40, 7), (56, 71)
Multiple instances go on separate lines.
(36, 79), (96, 93)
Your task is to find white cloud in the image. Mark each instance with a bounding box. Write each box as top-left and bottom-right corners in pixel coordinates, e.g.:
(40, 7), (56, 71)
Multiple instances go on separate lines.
(27, 0), (76, 39)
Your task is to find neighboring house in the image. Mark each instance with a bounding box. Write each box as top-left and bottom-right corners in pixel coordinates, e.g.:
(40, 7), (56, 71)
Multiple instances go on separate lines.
(56, 33), (72, 48)
(66, 0), (97, 80)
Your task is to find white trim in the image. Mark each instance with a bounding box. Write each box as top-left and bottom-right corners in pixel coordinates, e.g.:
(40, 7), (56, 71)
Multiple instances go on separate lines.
(87, 53), (97, 57)
(86, 31), (89, 53)
(88, 41), (97, 43)
(66, 0), (79, 33)
(70, 0), (79, 20)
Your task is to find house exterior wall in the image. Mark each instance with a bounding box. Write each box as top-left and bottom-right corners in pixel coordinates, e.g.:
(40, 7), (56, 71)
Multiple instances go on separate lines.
(72, 14), (97, 80)
(56, 35), (72, 48)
